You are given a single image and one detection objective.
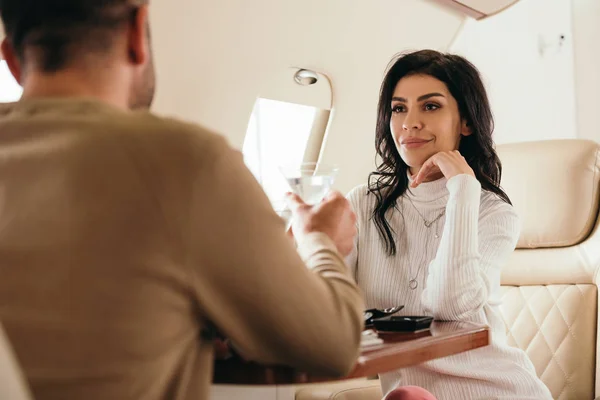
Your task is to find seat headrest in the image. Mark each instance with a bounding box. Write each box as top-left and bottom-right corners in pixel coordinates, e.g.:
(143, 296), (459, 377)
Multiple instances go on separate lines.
(497, 139), (600, 249)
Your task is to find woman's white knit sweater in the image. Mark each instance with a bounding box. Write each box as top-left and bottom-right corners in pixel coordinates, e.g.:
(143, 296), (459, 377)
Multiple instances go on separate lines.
(347, 174), (552, 400)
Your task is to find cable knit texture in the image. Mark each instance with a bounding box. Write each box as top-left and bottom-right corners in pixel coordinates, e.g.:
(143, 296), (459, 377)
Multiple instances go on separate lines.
(347, 174), (552, 400)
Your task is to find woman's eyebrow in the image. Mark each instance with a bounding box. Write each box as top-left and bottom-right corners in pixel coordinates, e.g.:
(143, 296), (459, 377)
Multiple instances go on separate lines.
(391, 92), (445, 103)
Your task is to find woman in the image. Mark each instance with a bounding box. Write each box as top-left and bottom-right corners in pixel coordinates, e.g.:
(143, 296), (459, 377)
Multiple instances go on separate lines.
(347, 50), (552, 400)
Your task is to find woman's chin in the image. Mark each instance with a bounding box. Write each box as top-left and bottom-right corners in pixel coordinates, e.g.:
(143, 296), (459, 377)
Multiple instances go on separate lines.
(401, 149), (437, 170)
(400, 157), (427, 173)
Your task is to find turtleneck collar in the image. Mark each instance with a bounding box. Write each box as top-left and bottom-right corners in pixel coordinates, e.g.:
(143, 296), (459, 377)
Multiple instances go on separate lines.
(405, 175), (449, 208)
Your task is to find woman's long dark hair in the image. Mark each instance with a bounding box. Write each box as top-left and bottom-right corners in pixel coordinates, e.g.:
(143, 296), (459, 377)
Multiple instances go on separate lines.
(369, 50), (511, 256)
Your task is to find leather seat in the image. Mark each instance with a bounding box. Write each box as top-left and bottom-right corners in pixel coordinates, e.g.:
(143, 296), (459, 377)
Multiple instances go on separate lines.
(0, 323), (33, 400)
(498, 139), (600, 400)
(294, 139), (600, 400)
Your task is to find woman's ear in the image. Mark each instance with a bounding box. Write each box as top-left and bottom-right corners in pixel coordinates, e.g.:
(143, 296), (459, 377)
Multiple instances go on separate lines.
(461, 120), (473, 137)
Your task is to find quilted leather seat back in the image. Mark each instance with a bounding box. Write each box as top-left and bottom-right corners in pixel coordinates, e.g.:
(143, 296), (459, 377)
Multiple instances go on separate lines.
(498, 140), (600, 400)
(499, 285), (596, 399)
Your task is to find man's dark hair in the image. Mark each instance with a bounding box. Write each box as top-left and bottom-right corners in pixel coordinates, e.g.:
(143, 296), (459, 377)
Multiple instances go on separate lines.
(0, 0), (140, 72)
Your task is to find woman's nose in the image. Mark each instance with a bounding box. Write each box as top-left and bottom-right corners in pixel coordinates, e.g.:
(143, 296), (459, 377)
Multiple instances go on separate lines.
(402, 111), (423, 131)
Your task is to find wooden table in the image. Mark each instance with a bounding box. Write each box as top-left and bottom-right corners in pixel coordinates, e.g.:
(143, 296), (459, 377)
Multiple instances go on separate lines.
(213, 321), (489, 385)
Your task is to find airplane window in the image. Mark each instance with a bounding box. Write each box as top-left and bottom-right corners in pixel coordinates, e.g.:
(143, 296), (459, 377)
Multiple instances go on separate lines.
(243, 97), (320, 210)
(0, 61), (22, 102)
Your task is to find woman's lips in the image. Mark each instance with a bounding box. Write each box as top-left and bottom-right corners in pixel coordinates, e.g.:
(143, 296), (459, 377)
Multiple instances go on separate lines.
(401, 139), (433, 149)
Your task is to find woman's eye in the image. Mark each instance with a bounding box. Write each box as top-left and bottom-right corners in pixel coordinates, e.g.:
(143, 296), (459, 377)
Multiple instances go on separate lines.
(424, 103), (440, 111)
(392, 105), (406, 113)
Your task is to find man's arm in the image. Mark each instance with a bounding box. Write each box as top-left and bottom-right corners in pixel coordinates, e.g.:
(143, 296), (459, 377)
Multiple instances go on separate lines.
(185, 137), (364, 376)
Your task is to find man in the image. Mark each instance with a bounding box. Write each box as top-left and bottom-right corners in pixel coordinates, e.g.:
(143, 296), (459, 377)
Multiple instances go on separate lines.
(0, 1), (364, 400)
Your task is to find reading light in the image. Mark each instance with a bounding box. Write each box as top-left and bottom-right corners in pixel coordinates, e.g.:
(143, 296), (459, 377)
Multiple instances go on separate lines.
(294, 69), (318, 86)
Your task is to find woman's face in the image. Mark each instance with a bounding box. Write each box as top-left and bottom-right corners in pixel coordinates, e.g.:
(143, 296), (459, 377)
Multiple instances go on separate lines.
(390, 74), (470, 175)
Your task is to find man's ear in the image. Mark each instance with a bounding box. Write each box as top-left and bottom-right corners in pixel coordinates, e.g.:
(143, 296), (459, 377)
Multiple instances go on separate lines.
(127, 5), (150, 65)
(461, 120), (473, 137)
(1, 39), (23, 84)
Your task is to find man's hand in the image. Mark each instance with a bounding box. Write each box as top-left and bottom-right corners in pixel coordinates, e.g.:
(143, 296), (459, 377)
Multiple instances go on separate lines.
(286, 191), (357, 256)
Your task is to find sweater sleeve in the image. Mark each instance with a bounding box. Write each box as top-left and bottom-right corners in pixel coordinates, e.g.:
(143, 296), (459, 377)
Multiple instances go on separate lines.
(185, 136), (364, 376)
(420, 174), (520, 321)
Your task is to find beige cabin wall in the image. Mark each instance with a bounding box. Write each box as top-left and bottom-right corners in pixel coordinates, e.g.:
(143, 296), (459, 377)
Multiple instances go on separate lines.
(450, 0), (577, 145)
(150, 0), (465, 194)
(572, 0), (600, 144)
(1, 1), (597, 193)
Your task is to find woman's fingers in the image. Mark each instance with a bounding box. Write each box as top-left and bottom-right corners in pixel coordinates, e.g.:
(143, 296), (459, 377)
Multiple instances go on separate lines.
(411, 151), (473, 188)
(412, 155), (438, 187)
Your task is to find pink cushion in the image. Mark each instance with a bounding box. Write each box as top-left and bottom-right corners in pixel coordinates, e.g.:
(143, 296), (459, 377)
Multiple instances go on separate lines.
(385, 386), (437, 400)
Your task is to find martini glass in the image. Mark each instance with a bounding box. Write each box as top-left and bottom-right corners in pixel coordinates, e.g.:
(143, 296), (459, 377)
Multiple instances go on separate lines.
(276, 162), (339, 229)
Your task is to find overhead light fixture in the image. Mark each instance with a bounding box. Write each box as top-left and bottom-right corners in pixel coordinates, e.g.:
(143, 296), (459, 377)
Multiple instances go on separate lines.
(294, 69), (318, 86)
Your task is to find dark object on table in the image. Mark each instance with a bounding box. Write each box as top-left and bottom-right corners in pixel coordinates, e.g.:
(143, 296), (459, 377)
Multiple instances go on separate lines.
(373, 316), (433, 332)
(364, 306), (404, 326)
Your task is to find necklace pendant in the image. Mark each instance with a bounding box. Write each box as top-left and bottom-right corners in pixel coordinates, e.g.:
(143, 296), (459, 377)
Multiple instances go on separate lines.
(424, 221), (432, 228)
(409, 279), (418, 290)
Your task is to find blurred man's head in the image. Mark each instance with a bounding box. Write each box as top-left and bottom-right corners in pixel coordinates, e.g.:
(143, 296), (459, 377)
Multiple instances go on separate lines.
(0, 0), (156, 109)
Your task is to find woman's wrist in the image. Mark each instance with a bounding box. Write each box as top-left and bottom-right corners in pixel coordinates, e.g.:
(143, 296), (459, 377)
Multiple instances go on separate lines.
(446, 174), (481, 199)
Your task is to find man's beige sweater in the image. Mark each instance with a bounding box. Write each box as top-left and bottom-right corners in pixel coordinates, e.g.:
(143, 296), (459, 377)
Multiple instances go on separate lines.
(0, 98), (364, 400)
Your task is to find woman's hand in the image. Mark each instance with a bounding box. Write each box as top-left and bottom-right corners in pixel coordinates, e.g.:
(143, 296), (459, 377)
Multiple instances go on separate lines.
(411, 150), (474, 188)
